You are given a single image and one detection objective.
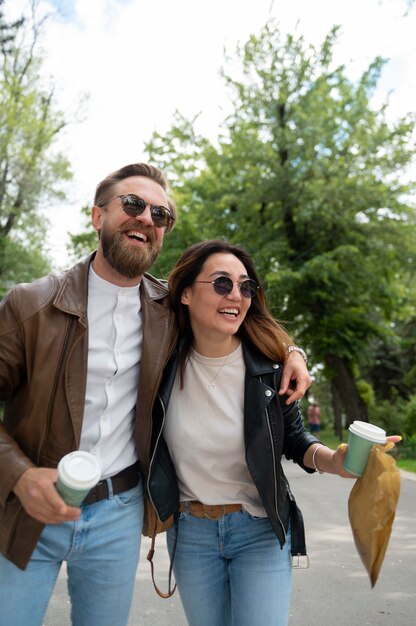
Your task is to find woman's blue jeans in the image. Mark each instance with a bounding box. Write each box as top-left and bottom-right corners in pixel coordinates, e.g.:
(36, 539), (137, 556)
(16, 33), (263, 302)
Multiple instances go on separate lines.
(0, 482), (143, 626)
(167, 507), (292, 626)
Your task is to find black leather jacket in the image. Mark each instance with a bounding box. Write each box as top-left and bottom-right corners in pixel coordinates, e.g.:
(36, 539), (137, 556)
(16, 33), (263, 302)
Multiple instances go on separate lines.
(148, 340), (318, 550)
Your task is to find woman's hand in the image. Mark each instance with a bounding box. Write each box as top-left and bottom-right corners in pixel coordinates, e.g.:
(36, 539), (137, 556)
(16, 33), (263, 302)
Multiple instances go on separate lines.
(305, 436), (402, 478)
(279, 350), (312, 404)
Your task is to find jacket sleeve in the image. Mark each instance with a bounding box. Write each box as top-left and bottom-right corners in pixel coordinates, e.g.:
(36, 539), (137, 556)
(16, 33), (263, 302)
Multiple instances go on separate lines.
(280, 396), (319, 473)
(0, 290), (35, 507)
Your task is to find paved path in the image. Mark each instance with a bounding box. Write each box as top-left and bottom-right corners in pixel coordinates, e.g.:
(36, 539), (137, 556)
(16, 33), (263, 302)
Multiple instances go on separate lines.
(43, 464), (415, 625)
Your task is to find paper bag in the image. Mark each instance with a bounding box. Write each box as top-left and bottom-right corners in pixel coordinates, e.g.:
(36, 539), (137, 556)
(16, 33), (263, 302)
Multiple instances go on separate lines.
(348, 443), (400, 587)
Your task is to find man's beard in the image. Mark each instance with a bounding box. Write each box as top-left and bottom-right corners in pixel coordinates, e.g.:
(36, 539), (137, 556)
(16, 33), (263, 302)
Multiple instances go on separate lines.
(100, 224), (162, 279)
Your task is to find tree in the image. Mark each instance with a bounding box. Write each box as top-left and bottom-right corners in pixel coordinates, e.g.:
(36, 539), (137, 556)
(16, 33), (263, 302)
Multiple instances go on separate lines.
(145, 22), (416, 427)
(0, 0), (23, 49)
(0, 0), (72, 296)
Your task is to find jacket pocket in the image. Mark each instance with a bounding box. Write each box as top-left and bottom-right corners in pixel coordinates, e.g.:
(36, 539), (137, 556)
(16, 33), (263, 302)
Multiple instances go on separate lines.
(0, 494), (24, 554)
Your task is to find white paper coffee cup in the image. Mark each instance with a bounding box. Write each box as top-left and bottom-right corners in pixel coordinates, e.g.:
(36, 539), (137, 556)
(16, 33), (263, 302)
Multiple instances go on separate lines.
(56, 451), (101, 506)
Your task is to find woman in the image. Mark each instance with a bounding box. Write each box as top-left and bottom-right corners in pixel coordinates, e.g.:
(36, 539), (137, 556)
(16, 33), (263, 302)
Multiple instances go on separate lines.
(147, 240), (367, 625)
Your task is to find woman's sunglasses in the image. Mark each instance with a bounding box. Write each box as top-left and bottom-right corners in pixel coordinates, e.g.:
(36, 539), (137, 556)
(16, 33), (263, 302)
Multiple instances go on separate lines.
(195, 276), (259, 299)
(99, 194), (175, 231)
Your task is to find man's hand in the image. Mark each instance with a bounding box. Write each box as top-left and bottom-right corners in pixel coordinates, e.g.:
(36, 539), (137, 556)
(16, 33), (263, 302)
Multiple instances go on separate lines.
(278, 350), (312, 404)
(13, 467), (80, 524)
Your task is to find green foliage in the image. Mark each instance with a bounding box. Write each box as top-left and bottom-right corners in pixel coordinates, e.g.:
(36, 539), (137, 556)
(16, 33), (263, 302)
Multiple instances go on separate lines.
(68, 19), (416, 424)
(0, 2), (72, 293)
(0, 234), (50, 298)
(395, 434), (416, 462)
(359, 312), (416, 406)
(403, 395), (416, 436)
(319, 428), (348, 447)
(68, 205), (96, 262)
(356, 380), (375, 408)
(141, 21), (416, 422)
(368, 395), (408, 436)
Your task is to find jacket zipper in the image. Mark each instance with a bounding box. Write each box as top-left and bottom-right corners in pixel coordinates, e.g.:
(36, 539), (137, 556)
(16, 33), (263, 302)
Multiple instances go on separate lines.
(144, 328), (177, 469)
(263, 390), (285, 538)
(146, 394), (167, 509)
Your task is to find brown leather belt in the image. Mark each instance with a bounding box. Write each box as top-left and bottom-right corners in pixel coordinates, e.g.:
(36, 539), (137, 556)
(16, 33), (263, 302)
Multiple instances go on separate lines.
(179, 500), (242, 520)
(83, 461), (140, 505)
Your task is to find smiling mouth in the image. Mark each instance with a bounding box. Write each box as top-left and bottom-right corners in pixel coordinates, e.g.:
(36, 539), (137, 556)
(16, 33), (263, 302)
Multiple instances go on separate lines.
(125, 230), (148, 243)
(219, 308), (239, 317)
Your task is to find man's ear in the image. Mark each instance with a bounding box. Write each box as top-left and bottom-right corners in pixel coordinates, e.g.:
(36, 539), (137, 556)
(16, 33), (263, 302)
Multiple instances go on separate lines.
(181, 287), (191, 305)
(91, 205), (103, 233)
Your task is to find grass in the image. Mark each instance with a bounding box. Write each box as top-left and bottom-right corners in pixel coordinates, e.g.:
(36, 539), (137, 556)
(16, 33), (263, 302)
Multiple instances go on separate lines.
(395, 459), (416, 473)
(317, 428), (416, 474)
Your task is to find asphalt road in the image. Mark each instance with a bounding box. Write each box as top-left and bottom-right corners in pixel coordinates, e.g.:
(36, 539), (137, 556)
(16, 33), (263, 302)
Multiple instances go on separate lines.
(43, 463), (416, 626)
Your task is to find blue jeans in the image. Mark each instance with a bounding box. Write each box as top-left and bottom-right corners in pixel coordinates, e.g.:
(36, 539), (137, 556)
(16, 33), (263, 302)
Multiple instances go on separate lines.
(0, 482), (144, 626)
(167, 508), (292, 626)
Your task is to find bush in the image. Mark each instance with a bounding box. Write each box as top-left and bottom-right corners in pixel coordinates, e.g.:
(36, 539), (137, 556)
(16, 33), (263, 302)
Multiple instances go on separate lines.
(397, 434), (416, 460)
(368, 397), (407, 435)
(403, 395), (416, 437)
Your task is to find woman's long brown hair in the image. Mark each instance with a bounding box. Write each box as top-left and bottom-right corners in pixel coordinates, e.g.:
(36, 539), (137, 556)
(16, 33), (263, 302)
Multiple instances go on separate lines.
(167, 240), (293, 385)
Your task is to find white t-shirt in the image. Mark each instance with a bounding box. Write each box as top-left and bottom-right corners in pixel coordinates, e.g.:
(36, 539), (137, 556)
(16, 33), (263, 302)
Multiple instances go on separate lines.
(163, 343), (267, 517)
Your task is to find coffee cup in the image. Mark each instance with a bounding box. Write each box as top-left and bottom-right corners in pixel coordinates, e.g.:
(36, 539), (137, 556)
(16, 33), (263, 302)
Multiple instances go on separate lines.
(343, 421), (386, 477)
(56, 451), (101, 506)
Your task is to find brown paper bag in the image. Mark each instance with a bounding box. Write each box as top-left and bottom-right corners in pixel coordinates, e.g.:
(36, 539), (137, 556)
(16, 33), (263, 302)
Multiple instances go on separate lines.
(348, 443), (401, 587)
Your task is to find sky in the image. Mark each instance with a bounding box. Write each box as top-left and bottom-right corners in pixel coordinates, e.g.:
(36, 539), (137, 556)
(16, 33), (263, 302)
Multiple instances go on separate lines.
(4, 0), (416, 268)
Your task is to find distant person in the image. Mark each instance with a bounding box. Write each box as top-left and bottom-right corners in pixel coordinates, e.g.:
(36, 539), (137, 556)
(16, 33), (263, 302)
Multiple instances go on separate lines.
(307, 402), (321, 438)
(147, 239), (363, 626)
(0, 164), (311, 626)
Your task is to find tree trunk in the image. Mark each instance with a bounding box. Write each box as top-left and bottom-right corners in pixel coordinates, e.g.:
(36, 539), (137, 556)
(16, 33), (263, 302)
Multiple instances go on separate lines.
(325, 354), (368, 427)
(331, 380), (343, 439)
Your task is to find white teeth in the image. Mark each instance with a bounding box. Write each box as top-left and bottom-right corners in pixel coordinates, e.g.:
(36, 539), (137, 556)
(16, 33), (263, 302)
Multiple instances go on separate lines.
(219, 308), (239, 316)
(126, 230), (147, 242)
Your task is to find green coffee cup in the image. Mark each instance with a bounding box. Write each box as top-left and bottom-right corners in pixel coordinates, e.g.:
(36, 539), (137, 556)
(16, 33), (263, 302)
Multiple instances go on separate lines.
(56, 451), (101, 506)
(343, 421), (386, 477)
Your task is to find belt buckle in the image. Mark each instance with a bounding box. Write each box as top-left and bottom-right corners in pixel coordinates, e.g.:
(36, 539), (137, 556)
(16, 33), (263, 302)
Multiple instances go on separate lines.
(292, 554), (310, 569)
(203, 504), (225, 520)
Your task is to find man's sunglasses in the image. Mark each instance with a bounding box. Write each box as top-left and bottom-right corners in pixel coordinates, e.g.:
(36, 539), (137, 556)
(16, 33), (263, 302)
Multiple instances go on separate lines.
(99, 194), (175, 231)
(195, 276), (259, 299)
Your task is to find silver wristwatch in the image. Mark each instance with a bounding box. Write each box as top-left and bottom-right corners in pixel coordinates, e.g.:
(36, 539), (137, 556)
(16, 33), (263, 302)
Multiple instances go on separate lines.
(287, 345), (308, 364)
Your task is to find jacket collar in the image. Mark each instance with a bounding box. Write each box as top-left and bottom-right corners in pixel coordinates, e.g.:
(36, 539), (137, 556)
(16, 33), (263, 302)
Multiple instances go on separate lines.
(53, 253), (94, 325)
(140, 273), (169, 301)
(242, 341), (282, 377)
(52, 252), (170, 324)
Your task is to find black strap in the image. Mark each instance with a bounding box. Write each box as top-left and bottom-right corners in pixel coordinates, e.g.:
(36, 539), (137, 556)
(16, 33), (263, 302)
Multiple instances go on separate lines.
(289, 499), (307, 557)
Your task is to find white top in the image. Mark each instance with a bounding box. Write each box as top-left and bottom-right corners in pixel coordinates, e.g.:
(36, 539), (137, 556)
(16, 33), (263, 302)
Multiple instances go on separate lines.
(79, 266), (142, 478)
(163, 343), (267, 517)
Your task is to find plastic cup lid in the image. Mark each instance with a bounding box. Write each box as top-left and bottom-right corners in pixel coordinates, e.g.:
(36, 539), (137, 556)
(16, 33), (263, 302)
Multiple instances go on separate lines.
(59, 451), (101, 488)
(349, 420), (386, 443)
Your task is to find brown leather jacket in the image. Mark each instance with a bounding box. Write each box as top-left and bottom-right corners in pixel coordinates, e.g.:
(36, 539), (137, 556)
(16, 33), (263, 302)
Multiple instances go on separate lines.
(0, 253), (177, 569)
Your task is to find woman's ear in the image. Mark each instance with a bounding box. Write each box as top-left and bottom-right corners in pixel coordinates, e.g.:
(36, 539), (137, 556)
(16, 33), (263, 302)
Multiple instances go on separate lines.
(181, 287), (191, 305)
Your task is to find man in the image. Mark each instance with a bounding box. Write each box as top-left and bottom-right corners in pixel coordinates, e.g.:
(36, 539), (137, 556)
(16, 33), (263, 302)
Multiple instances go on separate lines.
(307, 402), (321, 438)
(0, 163), (311, 626)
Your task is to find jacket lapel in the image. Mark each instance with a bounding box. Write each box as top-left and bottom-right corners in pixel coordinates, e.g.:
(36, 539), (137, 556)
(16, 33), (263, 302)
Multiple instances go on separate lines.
(243, 343), (281, 438)
(53, 255), (92, 444)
